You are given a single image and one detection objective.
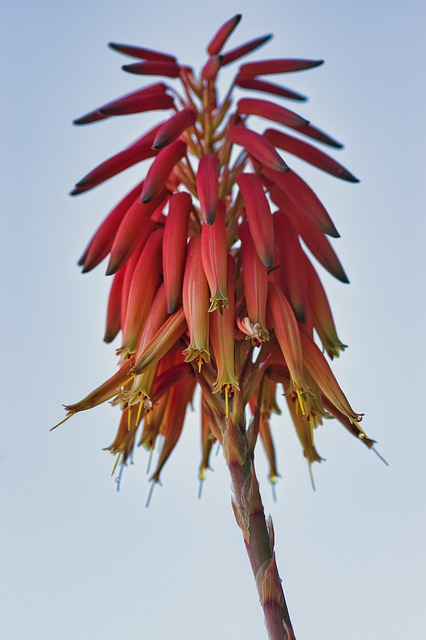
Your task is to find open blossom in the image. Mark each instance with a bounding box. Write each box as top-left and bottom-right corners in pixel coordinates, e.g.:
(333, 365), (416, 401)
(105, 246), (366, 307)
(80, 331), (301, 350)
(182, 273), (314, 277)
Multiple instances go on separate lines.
(57, 14), (376, 493)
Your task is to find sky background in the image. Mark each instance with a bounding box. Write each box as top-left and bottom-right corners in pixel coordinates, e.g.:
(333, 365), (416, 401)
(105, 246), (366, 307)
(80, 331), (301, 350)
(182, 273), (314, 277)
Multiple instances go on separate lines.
(1, 1), (425, 639)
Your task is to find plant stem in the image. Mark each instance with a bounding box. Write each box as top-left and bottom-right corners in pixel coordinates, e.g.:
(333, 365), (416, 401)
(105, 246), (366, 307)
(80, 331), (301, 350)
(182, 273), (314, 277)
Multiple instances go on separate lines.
(222, 415), (296, 640)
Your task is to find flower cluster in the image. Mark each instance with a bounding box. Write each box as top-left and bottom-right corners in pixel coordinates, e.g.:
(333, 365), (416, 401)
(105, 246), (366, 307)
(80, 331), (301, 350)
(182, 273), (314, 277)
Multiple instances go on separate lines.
(57, 14), (375, 488)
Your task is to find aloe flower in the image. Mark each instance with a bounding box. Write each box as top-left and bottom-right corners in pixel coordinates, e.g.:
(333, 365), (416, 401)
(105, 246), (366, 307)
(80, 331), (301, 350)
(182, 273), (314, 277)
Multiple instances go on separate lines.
(55, 14), (378, 640)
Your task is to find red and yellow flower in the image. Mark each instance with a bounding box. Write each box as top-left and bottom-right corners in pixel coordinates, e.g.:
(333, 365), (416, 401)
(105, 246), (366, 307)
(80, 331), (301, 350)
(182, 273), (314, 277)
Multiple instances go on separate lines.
(57, 14), (374, 492)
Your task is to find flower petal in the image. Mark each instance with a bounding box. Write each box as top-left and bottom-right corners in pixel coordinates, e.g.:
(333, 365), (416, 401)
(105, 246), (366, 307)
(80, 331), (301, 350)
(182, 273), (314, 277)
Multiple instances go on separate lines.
(153, 108), (197, 150)
(132, 308), (187, 375)
(201, 201), (228, 312)
(236, 173), (275, 269)
(221, 35), (272, 66)
(196, 153), (220, 224)
(182, 236), (211, 369)
(104, 266), (126, 344)
(122, 60), (181, 78)
(238, 58), (323, 78)
(107, 188), (168, 275)
(264, 167), (339, 238)
(267, 283), (306, 394)
(73, 84), (169, 125)
(108, 42), (177, 63)
(237, 97), (308, 129)
(273, 211), (307, 323)
(121, 228), (164, 353)
(300, 330), (363, 425)
(235, 77), (307, 102)
(141, 139), (187, 203)
(163, 191), (193, 313)
(207, 14), (241, 55)
(239, 221), (269, 337)
(70, 126), (161, 195)
(264, 128), (359, 181)
(79, 180), (144, 273)
(228, 125), (288, 172)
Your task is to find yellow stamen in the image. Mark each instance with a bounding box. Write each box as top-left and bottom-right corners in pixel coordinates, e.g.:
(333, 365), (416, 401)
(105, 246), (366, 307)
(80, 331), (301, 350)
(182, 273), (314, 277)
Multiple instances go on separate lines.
(50, 411), (75, 431)
(127, 407), (132, 431)
(308, 463), (316, 491)
(296, 388), (306, 415)
(136, 400), (143, 426)
(111, 452), (122, 477)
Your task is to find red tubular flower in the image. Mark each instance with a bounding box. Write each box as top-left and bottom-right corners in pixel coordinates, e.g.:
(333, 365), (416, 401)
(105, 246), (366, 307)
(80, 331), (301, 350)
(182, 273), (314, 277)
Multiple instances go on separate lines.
(264, 128), (359, 182)
(152, 108), (197, 149)
(70, 126), (161, 195)
(266, 167), (339, 237)
(300, 330), (363, 427)
(221, 34), (272, 66)
(125, 284), (169, 407)
(121, 228), (164, 353)
(209, 255), (239, 403)
(201, 200), (228, 312)
(207, 14), (241, 55)
(196, 153), (220, 224)
(238, 58), (323, 77)
(73, 84), (171, 125)
(108, 42), (177, 63)
(162, 191), (192, 313)
(201, 55), (223, 81)
(285, 201), (349, 283)
(267, 282), (308, 412)
(132, 308), (187, 375)
(59, 18), (374, 638)
(107, 187), (168, 275)
(104, 266), (125, 344)
(182, 236), (211, 370)
(78, 180), (144, 273)
(238, 221), (269, 345)
(237, 97), (309, 129)
(304, 255), (347, 358)
(235, 77), (306, 101)
(121, 60), (181, 78)
(236, 173), (275, 269)
(273, 210), (307, 323)
(141, 139), (187, 203)
(228, 125), (288, 172)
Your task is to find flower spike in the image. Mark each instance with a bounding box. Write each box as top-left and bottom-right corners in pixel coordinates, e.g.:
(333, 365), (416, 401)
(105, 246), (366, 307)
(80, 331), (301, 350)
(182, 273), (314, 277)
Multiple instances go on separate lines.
(60, 19), (373, 639)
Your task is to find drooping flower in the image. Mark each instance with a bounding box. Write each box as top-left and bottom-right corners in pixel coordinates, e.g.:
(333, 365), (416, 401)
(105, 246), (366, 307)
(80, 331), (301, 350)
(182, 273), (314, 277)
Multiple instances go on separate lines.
(56, 17), (376, 638)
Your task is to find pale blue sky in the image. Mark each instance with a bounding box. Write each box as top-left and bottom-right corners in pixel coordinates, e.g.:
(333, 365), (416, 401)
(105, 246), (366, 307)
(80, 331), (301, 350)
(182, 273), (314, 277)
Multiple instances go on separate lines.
(1, 1), (425, 639)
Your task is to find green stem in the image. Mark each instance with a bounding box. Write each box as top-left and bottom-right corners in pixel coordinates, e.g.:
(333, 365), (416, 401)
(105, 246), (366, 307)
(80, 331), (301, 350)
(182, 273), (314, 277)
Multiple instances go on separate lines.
(222, 416), (296, 640)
